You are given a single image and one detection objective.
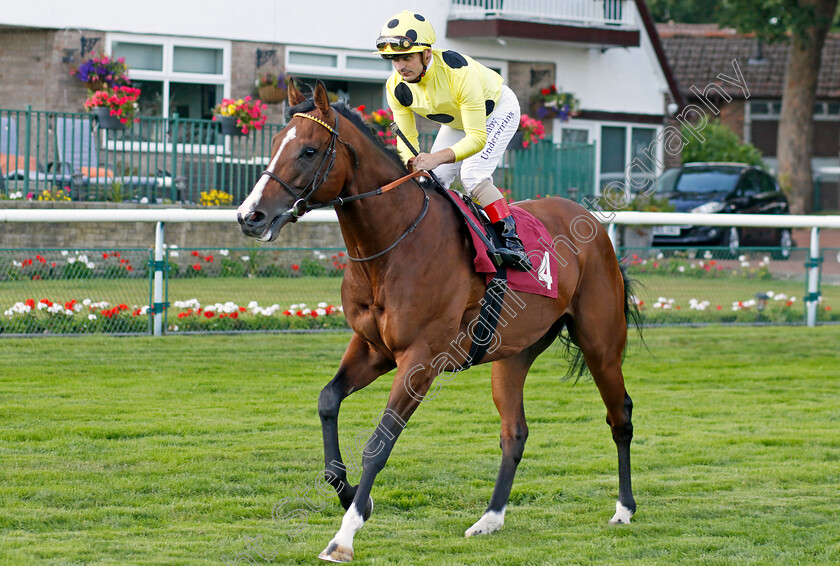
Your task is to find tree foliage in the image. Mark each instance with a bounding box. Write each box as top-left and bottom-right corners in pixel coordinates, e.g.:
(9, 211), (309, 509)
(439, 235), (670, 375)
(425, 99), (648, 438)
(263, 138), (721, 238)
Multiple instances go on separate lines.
(718, 0), (828, 43)
(648, 0), (723, 23)
(680, 120), (764, 166)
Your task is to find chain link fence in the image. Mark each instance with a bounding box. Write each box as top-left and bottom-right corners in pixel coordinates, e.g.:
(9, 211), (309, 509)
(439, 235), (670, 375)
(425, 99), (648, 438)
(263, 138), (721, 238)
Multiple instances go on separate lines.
(2, 244), (837, 336)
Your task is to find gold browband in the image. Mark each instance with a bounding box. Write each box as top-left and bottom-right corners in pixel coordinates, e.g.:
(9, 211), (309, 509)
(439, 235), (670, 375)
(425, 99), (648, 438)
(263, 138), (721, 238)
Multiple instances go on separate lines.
(293, 112), (336, 135)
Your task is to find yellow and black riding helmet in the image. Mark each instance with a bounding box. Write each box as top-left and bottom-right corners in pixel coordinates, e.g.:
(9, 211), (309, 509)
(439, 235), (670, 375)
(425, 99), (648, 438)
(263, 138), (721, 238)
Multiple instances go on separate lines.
(375, 10), (436, 61)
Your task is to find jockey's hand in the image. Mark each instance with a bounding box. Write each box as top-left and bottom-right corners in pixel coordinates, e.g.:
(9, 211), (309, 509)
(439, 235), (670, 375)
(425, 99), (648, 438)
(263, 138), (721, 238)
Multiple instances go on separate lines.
(411, 149), (455, 171)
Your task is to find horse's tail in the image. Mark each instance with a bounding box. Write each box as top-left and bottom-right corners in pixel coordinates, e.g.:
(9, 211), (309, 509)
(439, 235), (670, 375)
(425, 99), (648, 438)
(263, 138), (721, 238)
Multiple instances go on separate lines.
(620, 261), (645, 347)
(557, 260), (644, 382)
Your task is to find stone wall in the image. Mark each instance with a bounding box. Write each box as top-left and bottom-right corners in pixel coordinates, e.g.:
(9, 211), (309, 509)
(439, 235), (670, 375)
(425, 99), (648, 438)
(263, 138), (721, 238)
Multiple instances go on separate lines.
(0, 201), (345, 250)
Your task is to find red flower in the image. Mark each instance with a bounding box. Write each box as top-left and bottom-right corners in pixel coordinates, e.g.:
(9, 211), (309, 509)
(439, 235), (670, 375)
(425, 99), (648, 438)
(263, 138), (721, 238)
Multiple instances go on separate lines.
(193, 264), (202, 271)
(32, 275), (41, 280)
(51, 262), (56, 267)
(25, 298), (35, 309)
(338, 252), (345, 257)
(239, 306), (246, 312)
(37, 255), (46, 264)
(103, 253), (109, 259)
(230, 312), (238, 319)
(785, 300), (793, 306)
(283, 310), (292, 316)
(291, 264), (299, 271)
(204, 311), (214, 318)
(192, 251), (200, 257)
(114, 252), (121, 258)
(205, 256), (213, 262)
(716, 305), (722, 310)
(541, 88), (550, 95)
(357, 104), (366, 113)
(826, 306), (832, 311)
(126, 265), (133, 272)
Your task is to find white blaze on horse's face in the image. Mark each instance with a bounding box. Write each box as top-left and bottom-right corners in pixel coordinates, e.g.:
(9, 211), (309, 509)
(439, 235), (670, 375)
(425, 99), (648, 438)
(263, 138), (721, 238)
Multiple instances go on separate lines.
(237, 126), (297, 218)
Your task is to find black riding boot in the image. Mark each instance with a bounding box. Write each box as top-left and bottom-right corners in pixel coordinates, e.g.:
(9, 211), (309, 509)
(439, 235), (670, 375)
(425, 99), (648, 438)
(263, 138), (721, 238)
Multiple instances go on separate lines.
(492, 216), (533, 272)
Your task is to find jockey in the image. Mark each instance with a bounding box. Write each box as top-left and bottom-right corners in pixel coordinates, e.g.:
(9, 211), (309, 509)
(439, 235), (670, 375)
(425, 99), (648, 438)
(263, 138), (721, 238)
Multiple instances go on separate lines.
(376, 10), (532, 272)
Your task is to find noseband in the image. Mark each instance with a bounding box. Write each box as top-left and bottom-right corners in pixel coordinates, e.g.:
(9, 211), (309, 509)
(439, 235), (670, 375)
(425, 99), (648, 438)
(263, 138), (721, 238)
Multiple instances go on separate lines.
(259, 111), (358, 221)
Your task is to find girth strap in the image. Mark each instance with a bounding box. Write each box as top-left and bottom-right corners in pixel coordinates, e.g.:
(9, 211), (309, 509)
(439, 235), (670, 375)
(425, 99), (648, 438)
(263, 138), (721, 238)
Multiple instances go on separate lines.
(458, 268), (509, 371)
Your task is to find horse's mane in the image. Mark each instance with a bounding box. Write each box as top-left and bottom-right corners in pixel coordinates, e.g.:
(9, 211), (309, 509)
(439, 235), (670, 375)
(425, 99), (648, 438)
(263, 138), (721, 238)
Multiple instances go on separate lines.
(287, 98), (407, 171)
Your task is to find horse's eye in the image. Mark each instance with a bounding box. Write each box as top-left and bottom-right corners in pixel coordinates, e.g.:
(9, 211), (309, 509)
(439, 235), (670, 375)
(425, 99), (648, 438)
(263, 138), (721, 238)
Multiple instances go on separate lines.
(301, 147), (318, 159)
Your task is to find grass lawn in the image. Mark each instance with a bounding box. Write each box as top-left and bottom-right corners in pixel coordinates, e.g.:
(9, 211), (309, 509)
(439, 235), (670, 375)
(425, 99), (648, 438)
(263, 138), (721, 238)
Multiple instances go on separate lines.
(0, 326), (838, 565)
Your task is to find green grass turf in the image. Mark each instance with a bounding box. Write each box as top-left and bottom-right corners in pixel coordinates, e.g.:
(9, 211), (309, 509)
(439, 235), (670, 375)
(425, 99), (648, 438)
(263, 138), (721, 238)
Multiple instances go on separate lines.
(0, 327), (838, 565)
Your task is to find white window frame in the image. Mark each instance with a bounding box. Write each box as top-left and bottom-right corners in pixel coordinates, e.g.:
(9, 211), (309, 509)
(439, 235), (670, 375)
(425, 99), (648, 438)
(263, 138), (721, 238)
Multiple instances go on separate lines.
(585, 121), (663, 195)
(103, 33), (232, 154)
(286, 46), (393, 81)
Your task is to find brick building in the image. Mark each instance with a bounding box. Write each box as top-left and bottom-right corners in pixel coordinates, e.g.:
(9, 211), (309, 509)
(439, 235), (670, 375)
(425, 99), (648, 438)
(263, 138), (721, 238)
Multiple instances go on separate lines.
(657, 22), (840, 210)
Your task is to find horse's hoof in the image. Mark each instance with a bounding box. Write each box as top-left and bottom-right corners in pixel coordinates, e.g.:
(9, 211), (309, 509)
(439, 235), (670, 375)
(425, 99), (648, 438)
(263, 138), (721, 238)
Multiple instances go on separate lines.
(362, 495), (374, 521)
(464, 509), (505, 537)
(318, 542), (354, 563)
(609, 501), (634, 525)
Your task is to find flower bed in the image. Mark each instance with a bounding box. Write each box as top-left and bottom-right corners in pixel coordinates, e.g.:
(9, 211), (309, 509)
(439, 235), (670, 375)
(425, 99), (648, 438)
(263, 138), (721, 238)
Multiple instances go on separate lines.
(168, 300), (347, 332)
(1, 248), (348, 282)
(625, 251), (773, 280)
(634, 291), (837, 324)
(1, 297), (348, 335)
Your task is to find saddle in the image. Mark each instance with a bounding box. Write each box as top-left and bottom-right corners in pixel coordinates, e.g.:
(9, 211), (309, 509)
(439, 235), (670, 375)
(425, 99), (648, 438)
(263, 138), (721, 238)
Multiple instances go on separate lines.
(433, 187), (560, 370)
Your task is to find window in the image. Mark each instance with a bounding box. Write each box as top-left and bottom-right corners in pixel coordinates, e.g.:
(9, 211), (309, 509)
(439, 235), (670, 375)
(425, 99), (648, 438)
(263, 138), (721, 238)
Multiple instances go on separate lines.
(561, 129), (589, 145)
(286, 47), (397, 111)
(108, 34), (230, 120)
(598, 124), (660, 194)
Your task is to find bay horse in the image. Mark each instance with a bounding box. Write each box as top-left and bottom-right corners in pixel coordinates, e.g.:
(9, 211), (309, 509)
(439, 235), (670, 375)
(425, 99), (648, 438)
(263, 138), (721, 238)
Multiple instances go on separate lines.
(237, 81), (639, 563)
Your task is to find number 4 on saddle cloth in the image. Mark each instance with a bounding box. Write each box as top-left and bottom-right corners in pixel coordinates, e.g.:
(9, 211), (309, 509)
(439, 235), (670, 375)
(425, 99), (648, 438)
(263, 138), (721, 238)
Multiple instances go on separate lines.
(450, 191), (560, 300)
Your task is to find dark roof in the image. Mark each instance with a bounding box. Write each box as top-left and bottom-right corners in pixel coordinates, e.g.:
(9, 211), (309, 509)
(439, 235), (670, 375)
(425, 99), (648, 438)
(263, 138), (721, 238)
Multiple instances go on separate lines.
(656, 22), (840, 100)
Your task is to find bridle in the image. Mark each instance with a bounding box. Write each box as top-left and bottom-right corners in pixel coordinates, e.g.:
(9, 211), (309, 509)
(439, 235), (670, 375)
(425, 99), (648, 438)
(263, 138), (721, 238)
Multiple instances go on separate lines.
(257, 109), (430, 262)
(259, 111), (356, 221)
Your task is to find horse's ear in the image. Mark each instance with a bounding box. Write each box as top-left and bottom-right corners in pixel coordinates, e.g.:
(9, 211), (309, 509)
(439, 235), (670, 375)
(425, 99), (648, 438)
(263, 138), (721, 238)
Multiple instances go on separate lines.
(313, 81), (333, 119)
(287, 79), (305, 106)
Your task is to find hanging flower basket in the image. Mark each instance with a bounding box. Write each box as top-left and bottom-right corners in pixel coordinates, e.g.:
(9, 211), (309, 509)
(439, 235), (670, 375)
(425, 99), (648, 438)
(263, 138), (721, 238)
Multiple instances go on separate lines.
(255, 72), (288, 104)
(84, 79), (109, 92)
(216, 115), (246, 136)
(258, 85), (286, 104)
(92, 106), (127, 130)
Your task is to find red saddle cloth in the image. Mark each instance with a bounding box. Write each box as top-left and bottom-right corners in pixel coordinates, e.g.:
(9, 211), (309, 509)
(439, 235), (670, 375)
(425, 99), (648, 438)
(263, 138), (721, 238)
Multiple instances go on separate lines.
(450, 192), (559, 299)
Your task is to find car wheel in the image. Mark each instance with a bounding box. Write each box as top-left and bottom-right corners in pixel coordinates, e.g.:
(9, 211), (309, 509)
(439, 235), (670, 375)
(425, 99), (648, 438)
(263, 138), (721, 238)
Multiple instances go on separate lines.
(772, 228), (793, 260)
(722, 226), (740, 257)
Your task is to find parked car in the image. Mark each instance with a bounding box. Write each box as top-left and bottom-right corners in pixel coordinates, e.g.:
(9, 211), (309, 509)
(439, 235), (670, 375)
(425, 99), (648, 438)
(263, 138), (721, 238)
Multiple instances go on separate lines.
(649, 162), (793, 258)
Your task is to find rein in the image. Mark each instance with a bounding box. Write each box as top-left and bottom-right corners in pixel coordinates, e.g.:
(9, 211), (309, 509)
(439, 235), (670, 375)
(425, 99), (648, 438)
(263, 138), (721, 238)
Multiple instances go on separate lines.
(257, 111), (432, 262)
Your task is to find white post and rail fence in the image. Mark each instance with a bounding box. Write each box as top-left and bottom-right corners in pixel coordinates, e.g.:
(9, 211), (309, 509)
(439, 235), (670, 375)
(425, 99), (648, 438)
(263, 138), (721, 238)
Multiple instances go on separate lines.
(1, 208), (838, 333)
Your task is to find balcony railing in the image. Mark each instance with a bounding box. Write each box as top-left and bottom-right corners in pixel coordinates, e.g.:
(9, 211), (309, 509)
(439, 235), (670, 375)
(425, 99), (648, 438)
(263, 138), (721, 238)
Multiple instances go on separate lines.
(450, 0), (635, 28)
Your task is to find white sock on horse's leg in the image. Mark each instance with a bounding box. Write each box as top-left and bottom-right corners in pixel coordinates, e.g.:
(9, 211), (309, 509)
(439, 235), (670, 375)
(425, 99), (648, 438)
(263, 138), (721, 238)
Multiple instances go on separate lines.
(465, 506), (506, 537)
